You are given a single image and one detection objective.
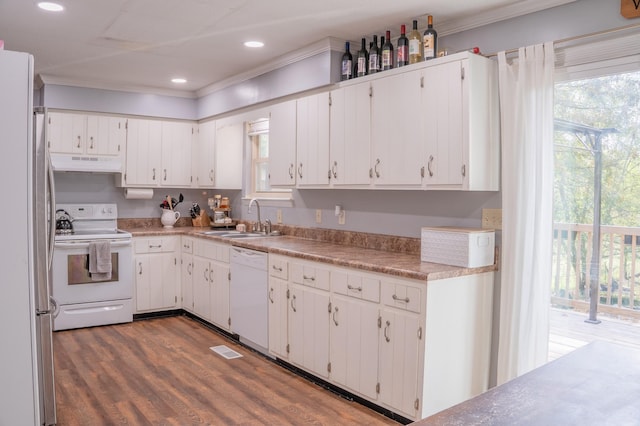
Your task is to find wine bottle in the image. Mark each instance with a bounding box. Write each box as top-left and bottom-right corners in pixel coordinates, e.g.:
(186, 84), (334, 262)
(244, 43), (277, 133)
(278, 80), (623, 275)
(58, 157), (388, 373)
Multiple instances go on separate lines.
(379, 35), (385, 71)
(368, 35), (380, 74)
(397, 24), (408, 67)
(340, 41), (353, 81)
(408, 19), (423, 64)
(356, 38), (368, 77)
(423, 15), (438, 60)
(382, 30), (393, 70)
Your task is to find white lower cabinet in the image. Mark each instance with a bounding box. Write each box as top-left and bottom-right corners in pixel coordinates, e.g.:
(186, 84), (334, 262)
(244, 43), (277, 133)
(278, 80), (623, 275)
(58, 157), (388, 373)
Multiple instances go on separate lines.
(192, 239), (230, 330)
(133, 237), (179, 313)
(267, 253), (494, 422)
(180, 237), (195, 313)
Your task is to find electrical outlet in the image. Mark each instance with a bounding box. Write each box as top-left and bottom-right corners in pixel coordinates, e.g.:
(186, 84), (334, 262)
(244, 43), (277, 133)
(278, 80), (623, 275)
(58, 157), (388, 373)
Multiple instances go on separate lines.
(338, 210), (346, 225)
(315, 209), (322, 224)
(482, 208), (502, 230)
(276, 209), (283, 224)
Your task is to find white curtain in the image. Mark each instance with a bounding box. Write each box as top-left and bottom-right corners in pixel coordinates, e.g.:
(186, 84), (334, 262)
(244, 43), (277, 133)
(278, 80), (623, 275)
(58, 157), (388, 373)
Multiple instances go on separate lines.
(496, 43), (555, 385)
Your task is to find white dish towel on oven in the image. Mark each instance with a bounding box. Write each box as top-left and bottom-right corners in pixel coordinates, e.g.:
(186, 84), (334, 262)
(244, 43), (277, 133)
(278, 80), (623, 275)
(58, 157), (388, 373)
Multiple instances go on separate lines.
(89, 241), (112, 281)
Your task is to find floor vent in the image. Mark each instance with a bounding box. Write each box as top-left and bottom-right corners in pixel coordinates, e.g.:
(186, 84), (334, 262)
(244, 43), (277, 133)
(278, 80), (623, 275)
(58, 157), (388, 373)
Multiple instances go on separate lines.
(210, 345), (243, 359)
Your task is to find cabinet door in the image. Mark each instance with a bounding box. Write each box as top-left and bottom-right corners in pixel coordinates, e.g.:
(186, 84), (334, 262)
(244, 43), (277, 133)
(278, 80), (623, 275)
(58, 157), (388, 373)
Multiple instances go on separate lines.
(210, 261), (230, 330)
(378, 308), (422, 419)
(269, 100), (297, 187)
(181, 253), (194, 312)
(268, 277), (289, 359)
(192, 256), (211, 320)
(47, 112), (85, 154)
(194, 121), (215, 188)
(161, 121), (194, 187)
(330, 296), (379, 399)
(215, 121), (243, 189)
(296, 93), (330, 186)
(125, 118), (162, 186)
(423, 61), (464, 187)
(329, 84), (371, 186)
(86, 115), (125, 157)
(288, 285), (330, 378)
(135, 253), (177, 312)
(371, 70), (424, 187)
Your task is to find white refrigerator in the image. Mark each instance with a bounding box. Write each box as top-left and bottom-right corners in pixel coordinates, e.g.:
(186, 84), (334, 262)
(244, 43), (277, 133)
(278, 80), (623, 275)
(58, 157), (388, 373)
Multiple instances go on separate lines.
(0, 49), (57, 425)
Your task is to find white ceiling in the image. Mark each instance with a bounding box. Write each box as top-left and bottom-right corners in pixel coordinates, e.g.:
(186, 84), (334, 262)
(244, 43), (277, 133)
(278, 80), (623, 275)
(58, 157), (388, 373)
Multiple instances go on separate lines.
(0, 0), (573, 97)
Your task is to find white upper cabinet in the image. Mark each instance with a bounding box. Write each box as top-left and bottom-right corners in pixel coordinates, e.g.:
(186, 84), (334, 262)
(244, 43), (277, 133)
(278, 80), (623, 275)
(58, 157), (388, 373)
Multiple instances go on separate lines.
(296, 92), (330, 186)
(422, 54), (500, 191)
(214, 121), (243, 189)
(161, 121), (194, 187)
(48, 111), (125, 157)
(268, 99), (297, 187)
(370, 68), (425, 187)
(329, 83), (372, 186)
(124, 118), (163, 186)
(193, 120), (216, 188)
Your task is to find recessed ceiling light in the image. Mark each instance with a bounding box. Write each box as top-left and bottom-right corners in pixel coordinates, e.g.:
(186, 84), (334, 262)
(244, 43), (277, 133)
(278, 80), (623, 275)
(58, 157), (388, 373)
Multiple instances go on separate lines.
(38, 2), (64, 12)
(171, 78), (187, 84)
(244, 41), (264, 48)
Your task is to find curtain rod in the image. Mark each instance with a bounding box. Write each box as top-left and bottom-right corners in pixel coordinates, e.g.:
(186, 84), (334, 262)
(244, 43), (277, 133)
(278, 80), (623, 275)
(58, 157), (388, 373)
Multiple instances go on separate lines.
(485, 21), (640, 58)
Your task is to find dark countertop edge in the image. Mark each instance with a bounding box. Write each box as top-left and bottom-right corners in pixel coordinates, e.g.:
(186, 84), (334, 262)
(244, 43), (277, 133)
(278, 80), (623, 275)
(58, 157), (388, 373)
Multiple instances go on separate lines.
(126, 227), (498, 282)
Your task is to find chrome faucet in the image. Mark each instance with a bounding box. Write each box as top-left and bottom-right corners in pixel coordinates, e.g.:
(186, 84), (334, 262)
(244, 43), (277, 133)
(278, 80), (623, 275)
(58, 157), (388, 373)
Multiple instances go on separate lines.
(248, 198), (262, 233)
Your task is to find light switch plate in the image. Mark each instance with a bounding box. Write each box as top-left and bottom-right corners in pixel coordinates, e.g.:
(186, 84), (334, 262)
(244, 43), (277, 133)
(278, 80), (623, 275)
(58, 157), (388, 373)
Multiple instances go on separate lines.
(482, 208), (502, 230)
(276, 209), (283, 224)
(315, 209), (322, 224)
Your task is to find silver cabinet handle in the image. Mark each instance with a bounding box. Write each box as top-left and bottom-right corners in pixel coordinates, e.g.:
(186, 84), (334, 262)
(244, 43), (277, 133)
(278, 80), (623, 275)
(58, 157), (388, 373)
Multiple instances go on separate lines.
(149, 244), (162, 249)
(138, 262), (143, 275)
(272, 265), (283, 272)
(303, 275), (315, 282)
(152, 168), (156, 180)
(392, 294), (410, 303)
(332, 161), (338, 178)
(187, 263), (192, 275)
(291, 294), (297, 312)
(347, 284), (362, 292)
(428, 155), (434, 177)
(204, 268), (209, 282)
(298, 162), (303, 179)
(209, 268), (214, 283)
(269, 288), (274, 304)
(288, 163), (294, 179)
(164, 168), (167, 181)
(369, 168), (373, 178)
(89, 136), (94, 149)
(76, 135), (81, 148)
(332, 306), (339, 326)
(374, 158), (381, 178)
(384, 320), (391, 342)
(209, 169), (214, 182)
(461, 164), (466, 177)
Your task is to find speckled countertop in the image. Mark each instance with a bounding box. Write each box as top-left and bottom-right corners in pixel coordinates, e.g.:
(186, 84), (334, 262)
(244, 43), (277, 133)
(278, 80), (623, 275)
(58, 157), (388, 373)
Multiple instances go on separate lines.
(123, 222), (498, 282)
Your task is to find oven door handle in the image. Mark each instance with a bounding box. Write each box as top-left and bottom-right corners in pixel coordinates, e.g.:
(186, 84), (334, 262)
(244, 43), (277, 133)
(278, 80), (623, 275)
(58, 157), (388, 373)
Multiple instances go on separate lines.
(54, 240), (132, 249)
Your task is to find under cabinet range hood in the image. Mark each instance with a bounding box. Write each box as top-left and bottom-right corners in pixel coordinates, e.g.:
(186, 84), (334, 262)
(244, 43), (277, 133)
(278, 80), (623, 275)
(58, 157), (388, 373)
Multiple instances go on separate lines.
(50, 153), (123, 173)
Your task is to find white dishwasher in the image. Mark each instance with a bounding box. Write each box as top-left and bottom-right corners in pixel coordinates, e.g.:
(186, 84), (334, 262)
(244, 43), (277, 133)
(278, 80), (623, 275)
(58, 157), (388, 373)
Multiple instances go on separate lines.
(229, 247), (270, 356)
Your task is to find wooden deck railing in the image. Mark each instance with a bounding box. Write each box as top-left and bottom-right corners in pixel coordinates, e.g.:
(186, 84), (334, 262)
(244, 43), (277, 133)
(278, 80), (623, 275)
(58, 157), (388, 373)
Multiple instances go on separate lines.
(552, 223), (640, 320)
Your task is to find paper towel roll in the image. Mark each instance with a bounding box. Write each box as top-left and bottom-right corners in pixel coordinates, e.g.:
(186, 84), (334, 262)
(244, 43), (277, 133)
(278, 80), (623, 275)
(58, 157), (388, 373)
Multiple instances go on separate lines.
(124, 188), (154, 200)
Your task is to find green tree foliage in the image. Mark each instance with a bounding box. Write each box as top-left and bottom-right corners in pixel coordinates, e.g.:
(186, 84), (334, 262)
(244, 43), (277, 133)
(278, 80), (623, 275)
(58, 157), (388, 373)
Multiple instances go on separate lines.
(554, 72), (640, 227)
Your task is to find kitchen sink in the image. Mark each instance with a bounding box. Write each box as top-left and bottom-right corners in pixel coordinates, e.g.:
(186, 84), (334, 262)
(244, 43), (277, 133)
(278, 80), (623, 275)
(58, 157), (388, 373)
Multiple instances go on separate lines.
(199, 230), (240, 236)
(220, 232), (265, 239)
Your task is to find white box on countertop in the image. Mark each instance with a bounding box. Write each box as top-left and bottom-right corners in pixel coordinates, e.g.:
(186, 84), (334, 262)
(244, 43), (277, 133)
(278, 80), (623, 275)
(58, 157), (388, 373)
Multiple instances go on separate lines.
(421, 227), (495, 268)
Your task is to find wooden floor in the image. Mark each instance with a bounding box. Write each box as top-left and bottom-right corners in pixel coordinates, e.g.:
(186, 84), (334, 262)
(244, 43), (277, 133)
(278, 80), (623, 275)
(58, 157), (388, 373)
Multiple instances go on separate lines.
(549, 307), (640, 361)
(53, 315), (398, 425)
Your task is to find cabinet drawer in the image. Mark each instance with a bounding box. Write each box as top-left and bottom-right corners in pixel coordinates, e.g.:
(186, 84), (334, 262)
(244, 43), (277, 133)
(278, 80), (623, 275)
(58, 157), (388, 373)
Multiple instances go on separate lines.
(381, 281), (422, 313)
(332, 271), (380, 303)
(181, 237), (193, 254)
(291, 262), (330, 291)
(194, 239), (228, 262)
(269, 257), (288, 279)
(134, 237), (176, 254)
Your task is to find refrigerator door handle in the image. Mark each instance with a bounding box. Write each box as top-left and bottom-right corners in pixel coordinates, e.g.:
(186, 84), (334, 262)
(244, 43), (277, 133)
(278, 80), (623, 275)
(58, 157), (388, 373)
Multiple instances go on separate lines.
(49, 296), (59, 318)
(47, 147), (56, 271)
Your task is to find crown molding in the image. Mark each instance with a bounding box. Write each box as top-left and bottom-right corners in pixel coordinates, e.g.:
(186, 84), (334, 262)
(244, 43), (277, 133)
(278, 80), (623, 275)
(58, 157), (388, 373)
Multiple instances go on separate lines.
(38, 74), (198, 99)
(196, 37), (342, 98)
(436, 0), (578, 36)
